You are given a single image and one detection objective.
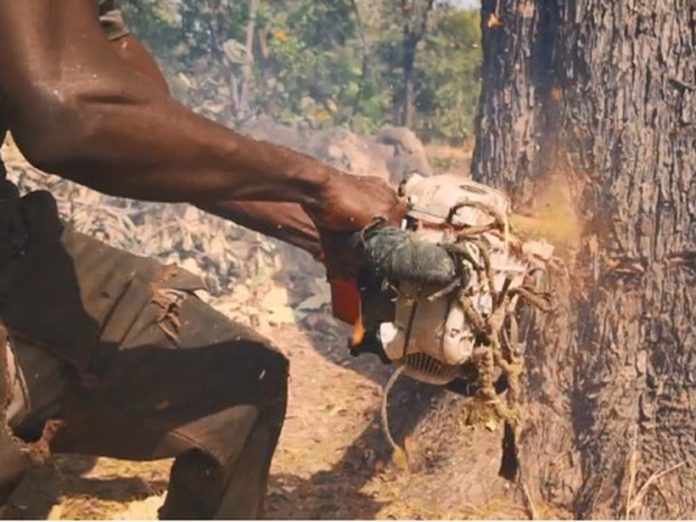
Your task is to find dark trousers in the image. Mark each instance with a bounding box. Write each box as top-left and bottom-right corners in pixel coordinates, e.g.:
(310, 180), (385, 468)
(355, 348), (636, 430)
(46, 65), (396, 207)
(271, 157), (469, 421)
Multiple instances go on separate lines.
(0, 191), (288, 518)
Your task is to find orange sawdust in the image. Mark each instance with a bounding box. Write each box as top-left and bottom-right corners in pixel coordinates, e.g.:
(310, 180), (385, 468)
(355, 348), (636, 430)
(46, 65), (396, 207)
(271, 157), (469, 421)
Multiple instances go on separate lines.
(509, 172), (582, 253)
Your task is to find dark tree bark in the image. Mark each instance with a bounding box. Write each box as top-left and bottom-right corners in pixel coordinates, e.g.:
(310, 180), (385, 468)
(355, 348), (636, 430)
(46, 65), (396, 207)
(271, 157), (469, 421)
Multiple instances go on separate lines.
(472, 0), (696, 518)
(399, 0), (434, 127)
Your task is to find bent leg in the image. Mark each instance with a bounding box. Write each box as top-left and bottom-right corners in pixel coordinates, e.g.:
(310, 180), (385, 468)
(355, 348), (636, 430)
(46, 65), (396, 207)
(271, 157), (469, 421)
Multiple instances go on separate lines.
(49, 294), (288, 519)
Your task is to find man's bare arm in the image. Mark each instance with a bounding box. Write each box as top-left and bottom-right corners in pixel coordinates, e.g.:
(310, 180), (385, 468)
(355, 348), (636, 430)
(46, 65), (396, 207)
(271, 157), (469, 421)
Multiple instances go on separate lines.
(103, 33), (323, 256)
(199, 201), (322, 257)
(0, 0), (402, 231)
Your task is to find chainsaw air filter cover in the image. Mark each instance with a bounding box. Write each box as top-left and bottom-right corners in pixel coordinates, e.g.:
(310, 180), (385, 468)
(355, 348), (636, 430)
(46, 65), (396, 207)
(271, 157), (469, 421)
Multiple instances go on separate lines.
(377, 174), (553, 385)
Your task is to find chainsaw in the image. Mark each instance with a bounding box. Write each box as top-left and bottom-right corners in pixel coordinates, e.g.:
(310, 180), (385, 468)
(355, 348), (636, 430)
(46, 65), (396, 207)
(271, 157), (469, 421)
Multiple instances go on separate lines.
(330, 173), (554, 388)
(327, 173), (554, 469)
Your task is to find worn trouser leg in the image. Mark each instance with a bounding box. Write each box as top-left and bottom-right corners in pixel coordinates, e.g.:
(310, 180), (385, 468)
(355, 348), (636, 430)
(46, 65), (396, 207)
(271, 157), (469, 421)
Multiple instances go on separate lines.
(10, 287), (288, 521)
(51, 297), (287, 518)
(46, 296), (289, 519)
(10, 300), (288, 519)
(0, 191), (289, 519)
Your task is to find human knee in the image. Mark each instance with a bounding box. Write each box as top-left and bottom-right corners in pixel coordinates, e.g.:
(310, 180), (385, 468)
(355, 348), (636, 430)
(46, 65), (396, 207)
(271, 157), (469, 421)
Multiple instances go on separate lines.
(246, 340), (289, 405)
(204, 338), (289, 410)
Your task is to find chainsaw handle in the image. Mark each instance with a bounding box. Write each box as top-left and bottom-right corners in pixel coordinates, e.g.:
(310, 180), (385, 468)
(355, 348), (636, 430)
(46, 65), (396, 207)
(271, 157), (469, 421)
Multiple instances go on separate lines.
(329, 274), (362, 325)
(328, 225), (458, 326)
(358, 225), (457, 285)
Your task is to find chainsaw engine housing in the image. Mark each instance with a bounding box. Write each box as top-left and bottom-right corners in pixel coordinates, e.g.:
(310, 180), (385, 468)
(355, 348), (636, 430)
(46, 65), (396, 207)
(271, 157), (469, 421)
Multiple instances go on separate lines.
(373, 174), (552, 385)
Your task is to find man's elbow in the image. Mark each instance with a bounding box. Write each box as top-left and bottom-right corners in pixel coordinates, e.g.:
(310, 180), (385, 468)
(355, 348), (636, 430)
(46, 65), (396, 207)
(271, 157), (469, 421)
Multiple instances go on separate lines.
(10, 82), (95, 174)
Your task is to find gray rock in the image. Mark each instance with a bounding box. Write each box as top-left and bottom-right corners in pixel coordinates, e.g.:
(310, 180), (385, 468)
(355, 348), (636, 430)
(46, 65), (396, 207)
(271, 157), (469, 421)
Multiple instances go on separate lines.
(375, 126), (433, 183)
(237, 118), (432, 187)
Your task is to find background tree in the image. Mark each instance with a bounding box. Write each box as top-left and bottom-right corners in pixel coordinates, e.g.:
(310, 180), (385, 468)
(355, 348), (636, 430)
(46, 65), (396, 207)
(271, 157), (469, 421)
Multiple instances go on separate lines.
(397, 0), (435, 127)
(415, 6), (480, 142)
(122, 0), (481, 142)
(472, 0), (696, 518)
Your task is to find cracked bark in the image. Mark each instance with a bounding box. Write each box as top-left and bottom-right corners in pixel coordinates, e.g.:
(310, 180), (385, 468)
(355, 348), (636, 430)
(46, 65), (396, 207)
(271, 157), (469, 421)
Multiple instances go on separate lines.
(472, 0), (696, 518)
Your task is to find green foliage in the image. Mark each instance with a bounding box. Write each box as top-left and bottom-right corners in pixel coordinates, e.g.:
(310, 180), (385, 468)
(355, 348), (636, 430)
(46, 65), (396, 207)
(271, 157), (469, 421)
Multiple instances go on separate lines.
(121, 0), (481, 142)
(415, 7), (481, 142)
(261, 0), (368, 128)
(123, 0), (248, 61)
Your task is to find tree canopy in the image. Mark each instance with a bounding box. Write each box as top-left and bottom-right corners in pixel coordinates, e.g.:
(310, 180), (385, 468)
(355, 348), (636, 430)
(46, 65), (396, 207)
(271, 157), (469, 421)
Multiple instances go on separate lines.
(122, 0), (481, 143)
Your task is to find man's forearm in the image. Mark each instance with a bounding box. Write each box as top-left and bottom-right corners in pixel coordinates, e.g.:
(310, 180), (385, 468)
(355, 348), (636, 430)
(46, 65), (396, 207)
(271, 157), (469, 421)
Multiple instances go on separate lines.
(8, 74), (332, 209)
(199, 201), (322, 258)
(103, 35), (324, 257)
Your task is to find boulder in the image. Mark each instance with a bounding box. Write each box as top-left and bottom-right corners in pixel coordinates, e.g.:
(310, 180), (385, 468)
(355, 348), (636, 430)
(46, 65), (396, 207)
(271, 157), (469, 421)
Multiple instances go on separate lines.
(374, 126), (433, 183)
(238, 117), (432, 187)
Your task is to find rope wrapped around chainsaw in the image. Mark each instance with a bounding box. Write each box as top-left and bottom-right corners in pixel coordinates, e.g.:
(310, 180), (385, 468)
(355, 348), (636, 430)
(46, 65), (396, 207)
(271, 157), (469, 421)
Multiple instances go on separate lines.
(363, 212), (553, 472)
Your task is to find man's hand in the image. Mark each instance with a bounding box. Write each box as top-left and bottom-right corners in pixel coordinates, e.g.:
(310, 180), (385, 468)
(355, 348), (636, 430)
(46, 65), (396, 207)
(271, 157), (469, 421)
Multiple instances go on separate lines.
(306, 172), (407, 232)
(304, 172), (407, 281)
(205, 174), (408, 281)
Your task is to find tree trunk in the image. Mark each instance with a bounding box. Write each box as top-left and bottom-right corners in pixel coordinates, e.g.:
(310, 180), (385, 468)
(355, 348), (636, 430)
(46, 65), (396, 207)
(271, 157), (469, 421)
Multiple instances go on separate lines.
(398, 0), (434, 128)
(240, 0), (259, 118)
(402, 35), (417, 128)
(472, 0), (696, 518)
(350, 0), (371, 120)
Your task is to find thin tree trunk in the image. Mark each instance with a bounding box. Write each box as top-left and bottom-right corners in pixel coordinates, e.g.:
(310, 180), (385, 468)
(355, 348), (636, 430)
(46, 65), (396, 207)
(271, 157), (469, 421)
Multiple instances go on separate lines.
(240, 0), (259, 117)
(472, 0), (696, 518)
(398, 0), (434, 128)
(402, 35), (417, 128)
(349, 0), (370, 120)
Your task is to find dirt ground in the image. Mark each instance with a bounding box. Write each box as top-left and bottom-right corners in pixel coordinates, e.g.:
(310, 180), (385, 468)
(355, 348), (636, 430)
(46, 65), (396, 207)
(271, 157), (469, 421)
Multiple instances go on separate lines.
(2, 312), (535, 520)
